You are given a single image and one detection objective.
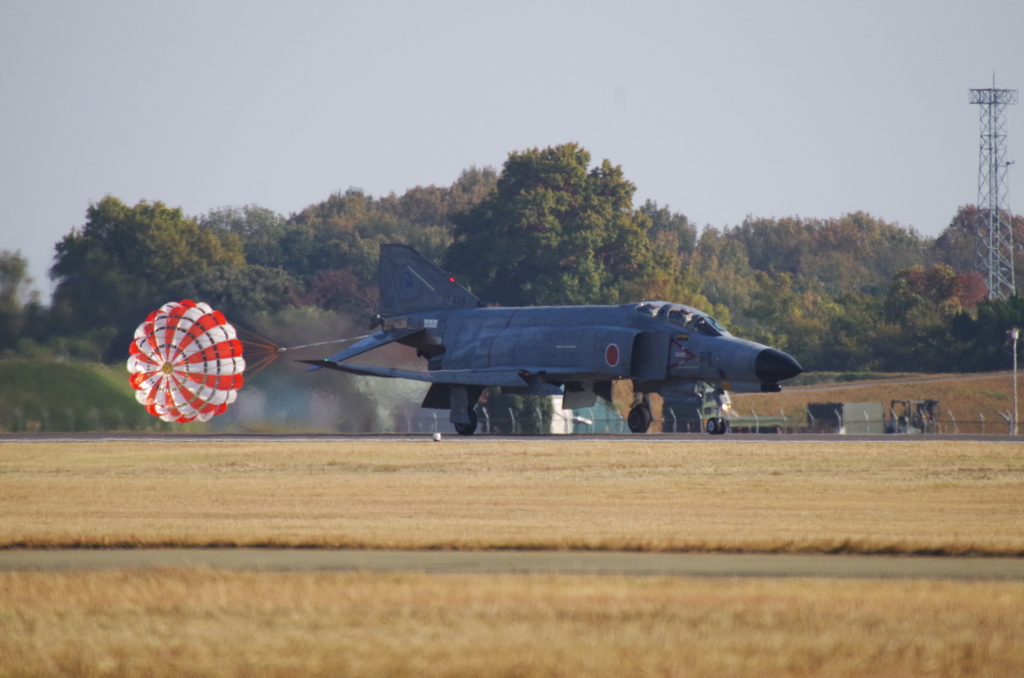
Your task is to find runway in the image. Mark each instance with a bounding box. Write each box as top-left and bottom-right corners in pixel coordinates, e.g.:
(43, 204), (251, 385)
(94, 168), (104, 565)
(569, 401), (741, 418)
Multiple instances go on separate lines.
(2, 549), (1023, 580)
(4, 432), (1024, 443)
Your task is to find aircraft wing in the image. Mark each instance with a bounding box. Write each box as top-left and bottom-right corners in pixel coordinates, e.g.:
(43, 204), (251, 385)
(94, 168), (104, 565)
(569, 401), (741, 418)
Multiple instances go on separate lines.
(297, 359), (586, 394)
(303, 328), (421, 371)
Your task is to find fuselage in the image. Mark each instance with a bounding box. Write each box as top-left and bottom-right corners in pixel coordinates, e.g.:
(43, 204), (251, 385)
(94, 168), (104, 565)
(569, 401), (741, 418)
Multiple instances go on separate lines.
(382, 301), (800, 395)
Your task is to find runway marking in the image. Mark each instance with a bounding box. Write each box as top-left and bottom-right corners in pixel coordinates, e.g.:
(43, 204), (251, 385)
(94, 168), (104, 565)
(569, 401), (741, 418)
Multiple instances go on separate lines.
(1, 549), (1023, 580)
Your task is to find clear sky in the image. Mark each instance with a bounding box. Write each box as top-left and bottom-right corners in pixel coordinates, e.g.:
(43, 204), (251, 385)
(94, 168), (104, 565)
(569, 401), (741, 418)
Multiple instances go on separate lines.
(2, 0), (1022, 297)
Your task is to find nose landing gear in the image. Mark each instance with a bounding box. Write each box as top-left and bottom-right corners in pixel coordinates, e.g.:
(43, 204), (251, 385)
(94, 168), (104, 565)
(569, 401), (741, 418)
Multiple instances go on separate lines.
(705, 417), (729, 435)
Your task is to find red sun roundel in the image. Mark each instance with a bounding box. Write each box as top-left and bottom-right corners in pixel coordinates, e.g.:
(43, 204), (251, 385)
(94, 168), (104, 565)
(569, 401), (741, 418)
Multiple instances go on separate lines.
(605, 343), (620, 367)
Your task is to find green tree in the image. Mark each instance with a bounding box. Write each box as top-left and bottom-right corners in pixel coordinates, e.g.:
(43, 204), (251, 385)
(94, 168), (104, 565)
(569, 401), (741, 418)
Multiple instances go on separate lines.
(263, 170), (499, 314)
(444, 143), (676, 306)
(50, 197), (245, 360)
(818, 292), (897, 372)
(740, 272), (837, 362)
(0, 250), (38, 352)
(478, 388), (552, 434)
(728, 216), (813, 277)
(950, 296), (1024, 372)
(199, 204), (289, 270)
(639, 200), (697, 257)
(173, 265), (300, 320)
(690, 228), (758, 316)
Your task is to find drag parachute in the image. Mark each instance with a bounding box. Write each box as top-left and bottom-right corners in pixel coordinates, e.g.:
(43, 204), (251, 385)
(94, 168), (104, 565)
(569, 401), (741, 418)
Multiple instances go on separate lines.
(127, 300), (245, 422)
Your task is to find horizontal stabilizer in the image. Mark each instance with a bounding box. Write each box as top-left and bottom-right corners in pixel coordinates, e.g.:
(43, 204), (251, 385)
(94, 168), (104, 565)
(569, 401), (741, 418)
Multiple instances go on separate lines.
(303, 328), (420, 371)
(297, 360), (587, 391)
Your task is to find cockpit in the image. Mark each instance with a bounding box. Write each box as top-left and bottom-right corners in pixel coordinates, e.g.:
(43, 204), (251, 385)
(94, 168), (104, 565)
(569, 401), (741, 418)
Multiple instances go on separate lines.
(633, 302), (730, 337)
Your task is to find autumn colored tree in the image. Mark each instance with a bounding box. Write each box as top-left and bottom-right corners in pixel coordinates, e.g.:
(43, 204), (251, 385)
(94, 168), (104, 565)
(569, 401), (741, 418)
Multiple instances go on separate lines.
(884, 264), (987, 321)
(930, 204), (1024, 296)
(805, 212), (927, 295)
(297, 269), (378, 312)
(931, 205), (982, 274)
(690, 228), (758, 317)
(873, 264), (986, 370)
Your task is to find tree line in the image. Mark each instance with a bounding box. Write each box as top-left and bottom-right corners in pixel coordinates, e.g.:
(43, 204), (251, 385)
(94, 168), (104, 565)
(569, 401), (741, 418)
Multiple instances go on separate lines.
(3, 142), (1024, 374)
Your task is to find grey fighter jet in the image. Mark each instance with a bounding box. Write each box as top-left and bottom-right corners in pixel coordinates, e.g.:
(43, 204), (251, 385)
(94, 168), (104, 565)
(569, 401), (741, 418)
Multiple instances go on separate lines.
(302, 244), (802, 435)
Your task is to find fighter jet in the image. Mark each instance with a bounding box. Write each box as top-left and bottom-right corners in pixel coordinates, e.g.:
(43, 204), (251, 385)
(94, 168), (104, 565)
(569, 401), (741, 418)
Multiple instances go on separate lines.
(302, 244), (802, 435)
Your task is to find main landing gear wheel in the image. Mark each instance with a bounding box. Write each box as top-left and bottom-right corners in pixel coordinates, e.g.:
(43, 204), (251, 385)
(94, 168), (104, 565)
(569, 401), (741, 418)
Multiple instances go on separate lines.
(705, 417), (729, 435)
(454, 409), (478, 436)
(627, 405), (653, 434)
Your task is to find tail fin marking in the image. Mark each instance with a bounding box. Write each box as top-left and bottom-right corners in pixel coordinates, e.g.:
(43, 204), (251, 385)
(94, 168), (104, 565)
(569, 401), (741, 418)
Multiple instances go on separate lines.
(379, 244), (481, 316)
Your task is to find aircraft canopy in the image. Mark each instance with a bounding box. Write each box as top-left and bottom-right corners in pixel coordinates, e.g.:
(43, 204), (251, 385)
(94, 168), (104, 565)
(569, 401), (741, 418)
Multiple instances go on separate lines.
(633, 302), (730, 337)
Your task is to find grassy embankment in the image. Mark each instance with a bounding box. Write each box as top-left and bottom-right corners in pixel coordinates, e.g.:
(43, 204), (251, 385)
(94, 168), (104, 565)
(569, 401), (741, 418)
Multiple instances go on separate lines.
(0, 360), (174, 433)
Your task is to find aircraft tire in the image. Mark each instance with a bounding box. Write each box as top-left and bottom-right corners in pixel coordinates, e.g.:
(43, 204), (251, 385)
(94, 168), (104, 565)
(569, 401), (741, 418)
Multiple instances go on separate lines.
(705, 417), (729, 435)
(454, 409), (478, 436)
(627, 405), (652, 434)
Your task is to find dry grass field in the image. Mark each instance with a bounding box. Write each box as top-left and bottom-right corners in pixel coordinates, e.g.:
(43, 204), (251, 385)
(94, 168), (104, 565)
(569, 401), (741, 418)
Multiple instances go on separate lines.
(1, 438), (1022, 554)
(2, 570), (1023, 678)
(3, 437), (1024, 677)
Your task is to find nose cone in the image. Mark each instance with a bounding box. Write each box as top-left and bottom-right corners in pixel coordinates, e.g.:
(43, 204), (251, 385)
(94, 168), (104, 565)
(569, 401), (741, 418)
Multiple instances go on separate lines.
(755, 348), (803, 383)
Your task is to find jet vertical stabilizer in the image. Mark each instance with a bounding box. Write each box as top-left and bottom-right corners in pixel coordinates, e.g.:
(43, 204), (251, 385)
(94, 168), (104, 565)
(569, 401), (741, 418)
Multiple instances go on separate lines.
(379, 244), (481, 316)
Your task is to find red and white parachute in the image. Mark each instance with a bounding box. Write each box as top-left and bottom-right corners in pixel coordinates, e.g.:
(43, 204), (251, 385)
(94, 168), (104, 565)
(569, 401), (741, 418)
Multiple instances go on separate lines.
(127, 300), (245, 422)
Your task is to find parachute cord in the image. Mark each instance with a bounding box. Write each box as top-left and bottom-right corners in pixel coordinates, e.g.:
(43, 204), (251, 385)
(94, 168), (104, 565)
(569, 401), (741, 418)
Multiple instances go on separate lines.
(234, 325), (372, 355)
(234, 326), (283, 354)
(273, 334), (372, 353)
(243, 352), (284, 381)
(236, 330), (375, 381)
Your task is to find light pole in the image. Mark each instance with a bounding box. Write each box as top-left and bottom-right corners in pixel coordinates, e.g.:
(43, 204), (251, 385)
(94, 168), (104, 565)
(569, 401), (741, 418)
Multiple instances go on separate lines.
(1013, 328), (1020, 435)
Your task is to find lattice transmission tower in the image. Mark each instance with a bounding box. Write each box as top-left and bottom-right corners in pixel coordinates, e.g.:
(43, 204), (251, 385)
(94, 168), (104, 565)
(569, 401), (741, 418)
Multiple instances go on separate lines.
(970, 81), (1018, 299)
